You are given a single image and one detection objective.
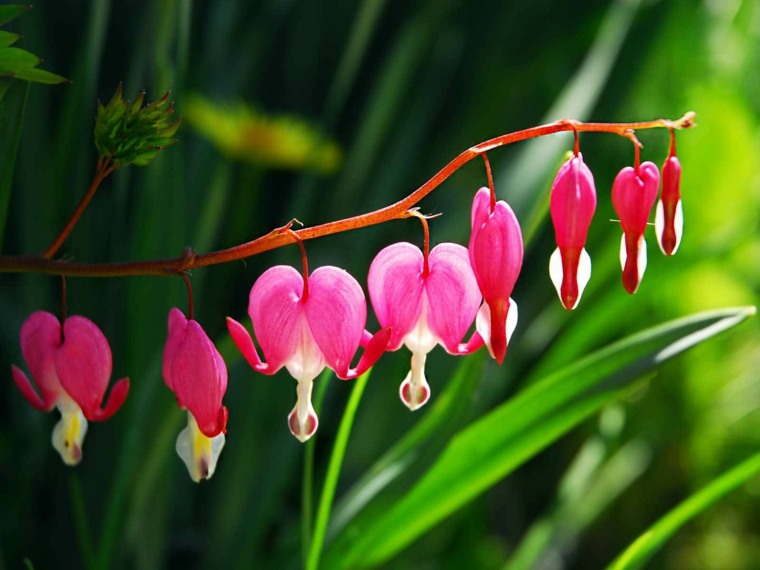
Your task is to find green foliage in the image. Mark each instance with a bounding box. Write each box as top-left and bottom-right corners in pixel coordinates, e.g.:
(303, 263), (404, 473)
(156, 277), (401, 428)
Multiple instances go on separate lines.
(0, 5), (68, 84)
(94, 84), (181, 167)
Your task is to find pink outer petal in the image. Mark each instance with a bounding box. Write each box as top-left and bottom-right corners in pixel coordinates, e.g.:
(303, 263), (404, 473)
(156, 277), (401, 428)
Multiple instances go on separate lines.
(550, 154), (597, 249)
(163, 308), (188, 392)
(168, 317), (228, 437)
(342, 326), (392, 379)
(226, 317), (275, 375)
(56, 316), (122, 421)
(612, 162), (660, 237)
(368, 242), (425, 351)
(468, 199), (523, 302)
(15, 311), (64, 411)
(471, 187), (491, 230)
(90, 377), (130, 421)
(249, 265), (307, 372)
(304, 266), (366, 377)
(424, 243), (482, 353)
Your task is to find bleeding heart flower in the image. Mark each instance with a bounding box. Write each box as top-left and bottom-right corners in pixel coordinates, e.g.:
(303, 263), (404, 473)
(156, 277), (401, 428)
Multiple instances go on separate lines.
(611, 161), (660, 294)
(368, 242), (482, 411)
(227, 265), (390, 442)
(11, 311), (130, 465)
(468, 187), (523, 364)
(655, 154), (683, 256)
(549, 153), (597, 310)
(163, 308), (228, 482)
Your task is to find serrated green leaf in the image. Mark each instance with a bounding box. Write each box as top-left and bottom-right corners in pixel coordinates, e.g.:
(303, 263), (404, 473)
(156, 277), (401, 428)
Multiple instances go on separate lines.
(0, 5), (31, 27)
(0, 46), (40, 71)
(2, 66), (69, 85)
(606, 449), (760, 570)
(0, 31), (20, 48)
(329, 307), (755, 568)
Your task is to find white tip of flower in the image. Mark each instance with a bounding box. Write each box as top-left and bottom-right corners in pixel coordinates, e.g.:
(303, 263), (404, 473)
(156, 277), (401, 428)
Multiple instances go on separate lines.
(549, 248), (563, 301)
(548, 248), (592, 311)
(52, 404), (88, 466)
(288, 380), (318, 442)
(400, 351), (430, 411)
(637, 236), (648, 283)
(655, 199), (683, 255)
(576, 248), (592, 306)
(176, 412), (226, 482)
(619, 233), (627, 271)
(475, 299), (518, 360)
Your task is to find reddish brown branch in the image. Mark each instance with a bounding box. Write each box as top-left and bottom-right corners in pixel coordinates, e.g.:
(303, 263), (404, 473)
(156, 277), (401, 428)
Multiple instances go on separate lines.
(0, 112), (696, 278)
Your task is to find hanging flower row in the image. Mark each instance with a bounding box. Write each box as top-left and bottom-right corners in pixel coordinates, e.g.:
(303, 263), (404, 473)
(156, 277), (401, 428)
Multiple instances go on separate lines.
(4, 88), (693, 481)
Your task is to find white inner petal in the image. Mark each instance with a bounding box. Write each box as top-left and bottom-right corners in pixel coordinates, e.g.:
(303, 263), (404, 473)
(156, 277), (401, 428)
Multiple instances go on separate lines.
(673, 200), (684, 254)
(575, 248), (592, 309)
(402, 293), (438, 355)
(399, 350), (430, 411)
(52, 394), (88, 466)
(176, 411), (226, 483)
(548, 247), (563, 302)
(475, 298), (518, 360)
(655, 200), (665, 253)
(285, 315), (326, 383)
(619, 233), (627, 270)
(637, 235), (648, 283)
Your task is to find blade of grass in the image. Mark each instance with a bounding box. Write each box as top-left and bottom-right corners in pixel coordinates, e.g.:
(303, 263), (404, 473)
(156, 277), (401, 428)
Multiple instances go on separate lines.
(307, 368), (373, 570)
(302, 369), (334, 568)
(69, 472), (96, 570)
(606, 449), (760, 570)
(329, 306), (755, 567)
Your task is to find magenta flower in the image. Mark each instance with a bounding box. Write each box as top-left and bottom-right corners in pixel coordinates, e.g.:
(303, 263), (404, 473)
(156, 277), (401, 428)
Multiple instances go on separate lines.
(655, 154), (683, 256)
(11, 311), (130, 465)
(163, 308), (228, 482)
(368, 242), (482, 410)
(549, 153), (597, 310)
(611, 161), (661, 294)
(227, 265), (390, 442)
(468, 187), (523, 364)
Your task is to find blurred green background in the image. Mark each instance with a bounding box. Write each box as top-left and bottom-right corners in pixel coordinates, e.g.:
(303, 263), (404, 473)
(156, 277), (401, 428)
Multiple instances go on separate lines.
(1, 0), (758, 568)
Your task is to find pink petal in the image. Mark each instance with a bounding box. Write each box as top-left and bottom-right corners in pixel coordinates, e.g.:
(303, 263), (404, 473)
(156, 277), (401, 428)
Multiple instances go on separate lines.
(612, 162), (660, 237)
(424, 243), (481, 353)
(56, 316), (116, 420)
(471, 187), (491, 230)
(656, 155), (683, 256)
(16, 311), (63, 410)
(226, 317), (274, 374)
(468, 199), (523, 302)
(550, 154), (597, 249)
(305, 266), (367, 377)
(249, 265), (307, 372)
(168, 318), (228, 437)
(162, 308), (188, 392)
(90, 377), (130, 421)
(342, 326), (392, 379)
(368, 242), (425, 351)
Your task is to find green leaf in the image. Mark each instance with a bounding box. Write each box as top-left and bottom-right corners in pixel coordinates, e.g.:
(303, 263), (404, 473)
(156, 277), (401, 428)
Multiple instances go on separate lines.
(0, 46), (40, 70)
(330, 307), (755, 568)
(2, 65), (69, 84)
(0, 31), (20, 48)
(606, 449), (760, 570)
(0, 5), (31, 27)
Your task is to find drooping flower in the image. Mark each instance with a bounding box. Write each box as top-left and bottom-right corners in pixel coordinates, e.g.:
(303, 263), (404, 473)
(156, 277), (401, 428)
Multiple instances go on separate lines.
(655, 154), (683, 256)
(11, 311), (130, 465)
(227, 266), (390, 442)
(611, 161), (661, 294)
(549, 153), (597, 310)
(468, 187), (523, 364)
(162, 308), (228, 482)
(368, 242), (482, 410)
